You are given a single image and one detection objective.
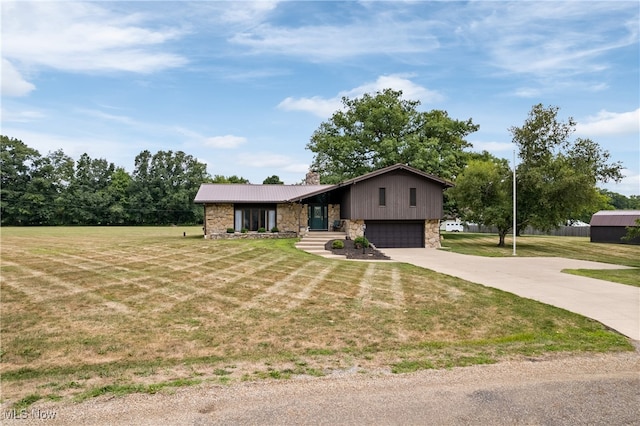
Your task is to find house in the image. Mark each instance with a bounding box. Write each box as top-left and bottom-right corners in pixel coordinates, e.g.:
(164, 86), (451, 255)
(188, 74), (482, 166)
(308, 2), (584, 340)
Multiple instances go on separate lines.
(194, 163), (453, 248)
(589, 210), (640, 244)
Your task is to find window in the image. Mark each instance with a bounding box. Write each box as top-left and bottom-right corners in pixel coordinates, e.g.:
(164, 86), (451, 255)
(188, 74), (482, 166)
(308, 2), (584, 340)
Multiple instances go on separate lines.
(234, 205), (276, 231)
(410, 188), (417, 207)
(379, 188), (386, 206)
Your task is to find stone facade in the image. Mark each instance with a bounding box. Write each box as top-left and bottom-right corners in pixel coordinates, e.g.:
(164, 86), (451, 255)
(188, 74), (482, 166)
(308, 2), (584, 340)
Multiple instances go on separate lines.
(425, 219), (441, 248)
(204, 203), (309, 238)
(328, 204), (340, 230)
(305, 171), (320, 185)
(277, 203), (307, 234)
(345, 219), (365, 240)
(204, 203), (234, 234)
(208, 231), (297, 240)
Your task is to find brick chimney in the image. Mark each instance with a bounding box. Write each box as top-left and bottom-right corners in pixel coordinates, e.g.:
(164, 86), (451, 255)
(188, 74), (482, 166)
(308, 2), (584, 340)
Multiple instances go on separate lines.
(305, 170), (320, 185)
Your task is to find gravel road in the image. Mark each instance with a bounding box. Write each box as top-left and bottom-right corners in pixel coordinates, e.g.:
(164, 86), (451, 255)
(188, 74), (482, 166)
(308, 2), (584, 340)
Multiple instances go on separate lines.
(5, 350), (639, 425)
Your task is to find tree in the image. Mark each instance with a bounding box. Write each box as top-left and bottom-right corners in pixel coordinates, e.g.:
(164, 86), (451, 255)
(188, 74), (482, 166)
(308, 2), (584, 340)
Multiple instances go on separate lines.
(623, 219), (640, 242)
(449, 156), (513, 246)
(130, 150), (209, 225)
(307, 89), (479, 183)
(211, 175), (249, 184)
(1, 136), (42, 224)
(262, 175), (284, 185)
(510, 104), (623, 233)
(62, 153), (116, 225)
(600, 189), (640, 210)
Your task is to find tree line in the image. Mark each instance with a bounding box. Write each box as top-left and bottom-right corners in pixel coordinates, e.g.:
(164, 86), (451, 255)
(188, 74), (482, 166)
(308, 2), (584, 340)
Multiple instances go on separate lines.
(1, 137), (219, 225)
(0, 136), (290, 226)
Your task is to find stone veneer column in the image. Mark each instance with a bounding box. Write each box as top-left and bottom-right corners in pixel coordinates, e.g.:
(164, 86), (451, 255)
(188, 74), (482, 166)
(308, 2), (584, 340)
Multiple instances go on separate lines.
(328, 204), (340, 229)
(346, 219), (365, 240)
(276, 203), (309, 235)
(205, 204), (234, 235)
(424, 219), (441, 248)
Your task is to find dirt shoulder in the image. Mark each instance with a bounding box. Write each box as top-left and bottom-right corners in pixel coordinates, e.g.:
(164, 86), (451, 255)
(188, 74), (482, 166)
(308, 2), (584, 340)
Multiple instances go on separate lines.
(5, 351), (639, 425)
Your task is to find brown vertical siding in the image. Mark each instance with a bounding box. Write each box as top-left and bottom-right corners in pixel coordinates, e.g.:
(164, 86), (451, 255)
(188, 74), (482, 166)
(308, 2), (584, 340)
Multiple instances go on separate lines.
(340, 189), (352, 218)
(347, 171), (443, 220)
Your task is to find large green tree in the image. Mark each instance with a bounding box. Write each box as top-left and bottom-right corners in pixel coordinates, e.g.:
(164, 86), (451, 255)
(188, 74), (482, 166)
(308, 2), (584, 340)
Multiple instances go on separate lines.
(210, 175), (250, 184)
(511, 104), (623, 233)
(1, 136), (41, 224)
(130, 150), (209, 224)
(62, 153), (116, 225)
(307, 89), (479, 183)
(449, 155), (514, 246)
(263, 175), (284, 184)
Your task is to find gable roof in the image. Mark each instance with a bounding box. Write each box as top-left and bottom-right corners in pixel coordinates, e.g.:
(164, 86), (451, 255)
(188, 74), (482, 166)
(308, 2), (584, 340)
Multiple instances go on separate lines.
(194, 163), (453, 204)
(341, 163), (453, 187)
(194, 184), (332, 203)
(590, 210), (640, 227)
(286, 163), (454, 202)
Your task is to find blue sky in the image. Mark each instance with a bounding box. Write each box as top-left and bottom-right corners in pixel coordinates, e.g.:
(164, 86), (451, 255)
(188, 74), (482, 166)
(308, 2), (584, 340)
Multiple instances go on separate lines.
(2, 1), (639, 195)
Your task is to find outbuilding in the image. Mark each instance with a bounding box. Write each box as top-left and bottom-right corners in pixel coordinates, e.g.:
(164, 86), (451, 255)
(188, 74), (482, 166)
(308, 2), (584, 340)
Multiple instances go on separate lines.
(589, 210), (640, 244)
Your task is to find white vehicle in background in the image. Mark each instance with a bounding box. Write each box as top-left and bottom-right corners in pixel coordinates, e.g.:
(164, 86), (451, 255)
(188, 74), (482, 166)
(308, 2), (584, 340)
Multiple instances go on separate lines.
(440, 220), (464, 232)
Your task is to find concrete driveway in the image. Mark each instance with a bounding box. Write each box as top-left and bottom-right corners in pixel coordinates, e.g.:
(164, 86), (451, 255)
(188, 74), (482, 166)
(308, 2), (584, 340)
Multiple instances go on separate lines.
(382, 248), (640, 341)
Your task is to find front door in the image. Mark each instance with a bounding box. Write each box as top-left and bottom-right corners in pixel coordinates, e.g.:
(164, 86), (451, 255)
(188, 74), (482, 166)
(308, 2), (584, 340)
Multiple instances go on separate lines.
(308, 204), (328, 230)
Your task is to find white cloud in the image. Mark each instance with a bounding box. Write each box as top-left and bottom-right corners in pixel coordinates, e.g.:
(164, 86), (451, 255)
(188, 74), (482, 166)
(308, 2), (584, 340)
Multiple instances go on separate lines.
(278, 96), (341, 119)
(204, 135), (247, 149)
(1, 58), (35, 97)
(1, 107), (45, 123)
(576, 109), (640, 136)
(466, 2), (638, 79)
(219, 1), (280, 24)
(1, 1), (187, 74)
(513, 87), (541, 98)
(278, 75), (443, 118)
(229, 17), (439, 61)
(600, 170), (640, 197)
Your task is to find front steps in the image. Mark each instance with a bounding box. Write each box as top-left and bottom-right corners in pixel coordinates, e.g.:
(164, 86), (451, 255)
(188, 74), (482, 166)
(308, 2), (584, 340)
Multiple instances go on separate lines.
(294, 231), (347, 258)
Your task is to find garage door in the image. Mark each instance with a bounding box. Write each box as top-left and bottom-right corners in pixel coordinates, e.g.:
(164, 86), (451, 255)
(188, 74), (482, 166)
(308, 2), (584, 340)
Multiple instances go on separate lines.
(365, 221), (424, 248)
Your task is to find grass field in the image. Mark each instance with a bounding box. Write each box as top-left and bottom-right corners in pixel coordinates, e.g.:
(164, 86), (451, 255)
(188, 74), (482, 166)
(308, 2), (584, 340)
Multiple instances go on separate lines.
(0, 227), (634, 408)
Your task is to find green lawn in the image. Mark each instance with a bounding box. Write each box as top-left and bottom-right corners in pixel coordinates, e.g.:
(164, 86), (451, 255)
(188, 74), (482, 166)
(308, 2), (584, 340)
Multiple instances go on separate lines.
(562, 269), (640, 287)
(441, 232), (640, 267)
(0, 227), (634, 408)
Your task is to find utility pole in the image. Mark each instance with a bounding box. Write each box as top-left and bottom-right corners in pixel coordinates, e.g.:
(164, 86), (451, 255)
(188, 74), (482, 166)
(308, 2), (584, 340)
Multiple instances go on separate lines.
(513, 149), (517, 256)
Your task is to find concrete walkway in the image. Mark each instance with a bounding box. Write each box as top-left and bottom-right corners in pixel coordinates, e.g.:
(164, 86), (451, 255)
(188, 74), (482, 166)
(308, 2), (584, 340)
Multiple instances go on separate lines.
(382, 248), (640, 341)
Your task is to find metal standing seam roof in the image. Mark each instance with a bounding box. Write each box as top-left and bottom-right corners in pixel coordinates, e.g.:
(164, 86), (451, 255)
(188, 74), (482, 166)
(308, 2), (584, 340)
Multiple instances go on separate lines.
(194, 184), (334, 203)
(589, 210), (640, 227)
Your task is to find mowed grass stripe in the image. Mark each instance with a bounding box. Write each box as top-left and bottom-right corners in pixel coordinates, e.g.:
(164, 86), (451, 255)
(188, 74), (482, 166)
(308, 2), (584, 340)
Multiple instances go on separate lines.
(287, 263), (340, 310)
(0, 227), (634, 406)
(242, 260), (327, 310)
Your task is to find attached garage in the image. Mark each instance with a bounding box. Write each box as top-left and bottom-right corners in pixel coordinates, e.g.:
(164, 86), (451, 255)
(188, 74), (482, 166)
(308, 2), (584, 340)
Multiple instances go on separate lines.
(365, 221), (424, 248)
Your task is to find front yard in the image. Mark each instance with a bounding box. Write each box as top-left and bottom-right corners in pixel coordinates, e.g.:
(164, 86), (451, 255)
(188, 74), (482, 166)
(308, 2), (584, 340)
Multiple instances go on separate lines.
(0, 227), (633, 408)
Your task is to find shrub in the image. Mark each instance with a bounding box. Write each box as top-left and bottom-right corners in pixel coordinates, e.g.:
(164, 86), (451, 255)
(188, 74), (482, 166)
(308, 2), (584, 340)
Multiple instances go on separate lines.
(332, 240), (345, 249)
(241, 228), (248, 234)
(271, 227), (279, 233)
(257, 227), (266, 233)
(354, 236), (370, 249)
(226, 228), (235, 233)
